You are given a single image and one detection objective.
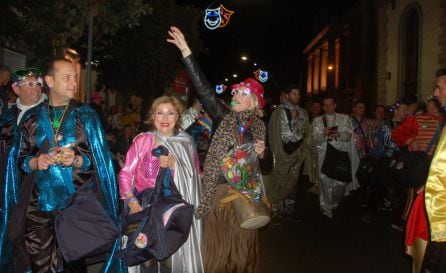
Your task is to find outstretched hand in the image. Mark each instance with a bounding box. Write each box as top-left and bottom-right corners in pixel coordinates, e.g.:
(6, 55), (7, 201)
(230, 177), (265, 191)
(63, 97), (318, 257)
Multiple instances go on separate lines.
(167, 26), (192, 58)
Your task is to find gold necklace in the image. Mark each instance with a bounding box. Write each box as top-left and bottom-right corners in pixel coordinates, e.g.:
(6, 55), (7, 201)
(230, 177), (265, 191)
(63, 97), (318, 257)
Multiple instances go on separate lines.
(48, 102), (69, 146)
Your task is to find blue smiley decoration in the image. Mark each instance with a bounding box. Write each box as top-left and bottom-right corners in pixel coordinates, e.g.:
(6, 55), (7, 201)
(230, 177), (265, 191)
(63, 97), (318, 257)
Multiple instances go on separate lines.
(204, 4), (234, 30)
(215, 84), (227, 94)
(254, 69), (269, 83)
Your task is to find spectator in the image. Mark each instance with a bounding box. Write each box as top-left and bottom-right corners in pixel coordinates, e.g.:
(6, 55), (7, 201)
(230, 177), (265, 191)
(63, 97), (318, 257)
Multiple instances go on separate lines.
(362, 101), (409, 224)
(350, 100), (373, 160)
(308, 100), (323, 122)
(312, 96), (359, 218)
(268, 84), (310, 218)
(0, 65), (11, 115)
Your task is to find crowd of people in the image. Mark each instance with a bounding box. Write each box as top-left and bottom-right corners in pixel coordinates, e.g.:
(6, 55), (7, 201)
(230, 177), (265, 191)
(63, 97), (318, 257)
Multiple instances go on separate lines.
(0, 25), (445, 273)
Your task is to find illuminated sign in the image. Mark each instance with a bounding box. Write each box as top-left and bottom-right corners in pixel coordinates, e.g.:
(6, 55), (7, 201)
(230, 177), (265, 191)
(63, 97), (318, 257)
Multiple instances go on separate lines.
(215, 84), (227, 94)
(204, 4), (234, 30)
(254, 69), (268, 83)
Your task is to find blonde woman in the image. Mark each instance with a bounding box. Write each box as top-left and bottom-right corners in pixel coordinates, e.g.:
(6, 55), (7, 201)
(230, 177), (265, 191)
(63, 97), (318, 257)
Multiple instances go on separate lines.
(119, 96), (203, 273)
(168, 26), (266, 273)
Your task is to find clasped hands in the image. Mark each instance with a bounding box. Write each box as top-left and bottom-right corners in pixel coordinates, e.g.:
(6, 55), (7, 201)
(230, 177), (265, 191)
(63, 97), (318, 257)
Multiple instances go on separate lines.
(323, 127), (340, 139)
(159, 154), (176, 169)
(34, 147), (76, 170)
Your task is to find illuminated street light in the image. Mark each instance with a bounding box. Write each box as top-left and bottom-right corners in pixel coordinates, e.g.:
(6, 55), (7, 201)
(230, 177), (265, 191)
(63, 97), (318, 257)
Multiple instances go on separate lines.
(233, 74), (238, 78)
(253, 62), (258, 66)
(225, 78), (229, 82)
(241, 56), (248, 61)
(328, 65), (334, 71)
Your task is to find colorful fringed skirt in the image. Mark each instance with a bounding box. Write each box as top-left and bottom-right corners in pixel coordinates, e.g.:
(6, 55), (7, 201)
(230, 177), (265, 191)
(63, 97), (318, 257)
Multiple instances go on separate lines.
(202, 184), (261, 273)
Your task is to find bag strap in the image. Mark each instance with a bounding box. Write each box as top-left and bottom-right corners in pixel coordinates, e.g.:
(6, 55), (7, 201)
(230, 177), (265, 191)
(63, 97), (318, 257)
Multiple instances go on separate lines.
(352, 116), (369, 153)
(424, 120), (445, 154)
(284, 107), (294, 131)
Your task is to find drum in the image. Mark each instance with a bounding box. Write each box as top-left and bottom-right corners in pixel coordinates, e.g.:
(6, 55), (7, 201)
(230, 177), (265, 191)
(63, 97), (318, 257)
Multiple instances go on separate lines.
(232, 197), (271, 229)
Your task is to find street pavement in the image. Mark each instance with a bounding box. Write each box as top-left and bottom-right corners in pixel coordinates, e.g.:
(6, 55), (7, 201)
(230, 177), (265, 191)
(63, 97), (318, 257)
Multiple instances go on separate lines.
(89, 190), (411, 273)
(259, 192), (411, 273)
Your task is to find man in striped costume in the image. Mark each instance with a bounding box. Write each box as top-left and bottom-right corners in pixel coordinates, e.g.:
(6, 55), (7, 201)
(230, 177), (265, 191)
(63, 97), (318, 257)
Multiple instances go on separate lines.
(392, 97), (443, 156)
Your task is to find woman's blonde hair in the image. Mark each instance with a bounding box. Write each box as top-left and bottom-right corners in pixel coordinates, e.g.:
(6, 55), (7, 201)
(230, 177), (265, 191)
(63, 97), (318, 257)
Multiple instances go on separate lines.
(147, 95), (184, 130)
(249, 94), (264, 118)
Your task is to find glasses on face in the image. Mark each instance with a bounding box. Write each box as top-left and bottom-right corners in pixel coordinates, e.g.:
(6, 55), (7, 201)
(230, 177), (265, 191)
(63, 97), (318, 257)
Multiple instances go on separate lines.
(18, 81), (43, 88)
(155, 110), (177, 120)
(231, 89), (251, 97)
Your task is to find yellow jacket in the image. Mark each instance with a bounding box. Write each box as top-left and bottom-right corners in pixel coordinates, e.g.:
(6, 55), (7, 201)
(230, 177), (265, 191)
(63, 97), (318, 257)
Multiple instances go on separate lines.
(425, 126), (446, 242)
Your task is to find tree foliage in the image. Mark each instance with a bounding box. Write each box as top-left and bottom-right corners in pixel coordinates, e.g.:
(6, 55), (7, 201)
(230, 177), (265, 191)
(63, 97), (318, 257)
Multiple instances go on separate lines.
(1, 0), (151, 67)
(91, 0), (202, 101)
(1, 0), (202, 103)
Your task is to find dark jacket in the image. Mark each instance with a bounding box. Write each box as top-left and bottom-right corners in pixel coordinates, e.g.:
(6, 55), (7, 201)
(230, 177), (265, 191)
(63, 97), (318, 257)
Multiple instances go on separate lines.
(182, 55), (228, 130)
(182, 55), (273, 174)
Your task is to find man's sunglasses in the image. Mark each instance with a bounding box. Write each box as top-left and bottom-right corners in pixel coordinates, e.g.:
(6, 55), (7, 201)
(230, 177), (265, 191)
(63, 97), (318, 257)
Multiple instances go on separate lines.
(18, 80), (43, 88)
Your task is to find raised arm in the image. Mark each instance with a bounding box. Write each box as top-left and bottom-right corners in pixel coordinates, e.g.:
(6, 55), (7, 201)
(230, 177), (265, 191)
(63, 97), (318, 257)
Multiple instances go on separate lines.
(167, 26), (228, 120)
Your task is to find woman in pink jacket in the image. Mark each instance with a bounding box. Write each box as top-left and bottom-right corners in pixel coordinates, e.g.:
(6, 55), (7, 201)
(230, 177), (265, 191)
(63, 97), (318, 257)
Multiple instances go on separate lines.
(119, 95), (203, 273)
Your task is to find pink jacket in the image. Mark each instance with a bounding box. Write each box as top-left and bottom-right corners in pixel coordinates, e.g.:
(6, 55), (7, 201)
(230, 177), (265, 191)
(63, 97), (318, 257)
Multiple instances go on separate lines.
(119, 133), (161, 199)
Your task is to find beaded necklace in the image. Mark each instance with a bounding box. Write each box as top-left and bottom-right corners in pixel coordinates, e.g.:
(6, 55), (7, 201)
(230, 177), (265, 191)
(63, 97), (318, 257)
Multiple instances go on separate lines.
(48, 102), (69, 146)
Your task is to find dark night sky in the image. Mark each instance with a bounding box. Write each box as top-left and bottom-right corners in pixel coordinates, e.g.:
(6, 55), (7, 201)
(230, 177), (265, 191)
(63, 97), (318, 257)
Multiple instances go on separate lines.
(178, 0), (357, 97)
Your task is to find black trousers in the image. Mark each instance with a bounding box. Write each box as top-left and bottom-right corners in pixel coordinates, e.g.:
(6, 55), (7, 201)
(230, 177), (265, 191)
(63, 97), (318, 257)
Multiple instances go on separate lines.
(365, 157), (393, 213)
(421, 241), (446, 273)
(25, 189), (87, 273)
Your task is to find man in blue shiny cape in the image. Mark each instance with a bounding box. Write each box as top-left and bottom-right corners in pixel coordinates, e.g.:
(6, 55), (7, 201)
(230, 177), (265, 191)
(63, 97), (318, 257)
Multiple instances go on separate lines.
(0, 67), (46, 273)
(14, 59), (126, 273)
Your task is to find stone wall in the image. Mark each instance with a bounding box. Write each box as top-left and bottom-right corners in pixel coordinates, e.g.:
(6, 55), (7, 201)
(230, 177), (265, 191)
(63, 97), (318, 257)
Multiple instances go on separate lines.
(376, 2), (389, 105)
(369, 0), (446, 106)
(439, 0), (446, 68)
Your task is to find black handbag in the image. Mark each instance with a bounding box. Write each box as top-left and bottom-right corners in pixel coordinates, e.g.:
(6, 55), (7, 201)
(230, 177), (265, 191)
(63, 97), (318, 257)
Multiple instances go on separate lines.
(355, 155), (375, 186)
(54, 187), (119, 263)
(389, 147), (431, 188)
(116, 145), (194, 266)
(321, 142), (352, 183)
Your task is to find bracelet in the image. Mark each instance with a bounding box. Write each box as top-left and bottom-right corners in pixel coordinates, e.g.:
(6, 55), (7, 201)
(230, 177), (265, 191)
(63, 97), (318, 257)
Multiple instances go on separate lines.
(127, 197), (138, 203)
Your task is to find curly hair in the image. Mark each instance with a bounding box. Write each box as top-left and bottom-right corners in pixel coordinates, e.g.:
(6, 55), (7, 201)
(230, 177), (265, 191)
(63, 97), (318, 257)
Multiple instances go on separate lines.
(147, 95), (184, 130)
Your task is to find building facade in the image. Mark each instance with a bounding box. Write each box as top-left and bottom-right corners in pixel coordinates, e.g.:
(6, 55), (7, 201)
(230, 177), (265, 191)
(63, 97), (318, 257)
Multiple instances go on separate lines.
(304, 0), (446, 111)
(303, 0), (377, 113)
(376, 0), (446, 106)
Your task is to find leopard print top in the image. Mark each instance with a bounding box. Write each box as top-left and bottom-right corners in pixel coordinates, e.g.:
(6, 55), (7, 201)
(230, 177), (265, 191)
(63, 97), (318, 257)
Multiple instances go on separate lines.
(195, 110), (266, 218)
